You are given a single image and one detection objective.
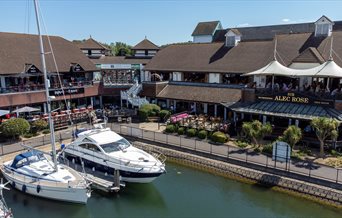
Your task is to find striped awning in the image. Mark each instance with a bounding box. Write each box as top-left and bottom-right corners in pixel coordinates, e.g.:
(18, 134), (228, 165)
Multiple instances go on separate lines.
(232, 101), (342, 121)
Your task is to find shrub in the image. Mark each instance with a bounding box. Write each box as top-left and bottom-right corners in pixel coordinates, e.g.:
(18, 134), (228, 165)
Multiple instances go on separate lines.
(149, 111), (157, 117)
(42, 129), (50, 134)
(177, 127), (185, 135)
(0, 118), (30, 138)
(165, 124), (176, 133)
(198, 130), (207, 139)
(159, 110), (171, 121)
(211, 131), (228, 143)
(138, 108), (149, 121)
(262, 143), (273, 154)
(32, 119), (48, 131)
(235, 140), (249, 148)
(23, 133), (33, 138)
(186, 128), (197, 137)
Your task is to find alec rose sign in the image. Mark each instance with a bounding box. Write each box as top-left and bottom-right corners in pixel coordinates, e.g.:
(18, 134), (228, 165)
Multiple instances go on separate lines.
(274, 93), (309, 103)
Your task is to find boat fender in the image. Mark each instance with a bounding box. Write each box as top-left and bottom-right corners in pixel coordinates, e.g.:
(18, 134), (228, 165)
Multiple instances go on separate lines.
(22, 185), (27, 193)
(37, 185), (41, 193)
(12, 181), (15, 188)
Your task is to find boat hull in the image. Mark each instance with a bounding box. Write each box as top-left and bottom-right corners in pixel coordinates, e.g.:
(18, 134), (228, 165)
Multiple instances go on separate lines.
(64, 153), (164, 184)
(0, 167), (89, 204)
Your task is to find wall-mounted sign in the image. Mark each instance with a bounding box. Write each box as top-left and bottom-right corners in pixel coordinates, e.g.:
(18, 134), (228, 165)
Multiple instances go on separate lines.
(258, 92), (333, 106)
(100, 64), (132, 69)
(49, 88), (84, 96)
(25, 64), (40, 74)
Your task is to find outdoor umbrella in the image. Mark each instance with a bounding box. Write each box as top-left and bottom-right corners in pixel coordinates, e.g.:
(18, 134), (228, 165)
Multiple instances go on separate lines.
(13, 106), (40, 113)
(0, 110), (9, 117)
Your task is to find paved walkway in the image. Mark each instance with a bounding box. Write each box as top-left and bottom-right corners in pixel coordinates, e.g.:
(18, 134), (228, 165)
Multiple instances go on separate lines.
(1, 122), (341, 185)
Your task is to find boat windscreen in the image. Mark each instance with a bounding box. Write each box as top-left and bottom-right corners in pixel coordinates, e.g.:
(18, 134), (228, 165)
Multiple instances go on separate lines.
(100, 138), (130, 153)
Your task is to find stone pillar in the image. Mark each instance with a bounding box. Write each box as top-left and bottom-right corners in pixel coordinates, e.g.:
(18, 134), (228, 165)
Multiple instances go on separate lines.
(263, 115), (267, 124)
(43, 103), (47, 114)
(224, 107), (227, 121)
(233, 112), (237, 122)
(0, 77), (5, 89)
(173, 100), (177, 111)
(241, 113), (244, 119)
(295, 119), (299, 127)
(288, 118), (292, 126)
(90, 97), (94, 107)
(193, 102), (197, 113)
(16, 106), (19, 117)
(214, 104), (217, 117)
(203, 103), (208, 114)
(166, 99), (170, 108)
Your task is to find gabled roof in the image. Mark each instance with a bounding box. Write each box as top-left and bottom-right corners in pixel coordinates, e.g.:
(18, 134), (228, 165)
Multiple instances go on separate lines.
(0, 32), (97, 74)
(315, 15), (334, 24)
(75, 37), (110, 50)
(192, 21), (221, 36)
(132, 39), (159, 50)
(292, 47), (325, 63)
(228, 28), (242, 36)
(146, 31), (342, 74)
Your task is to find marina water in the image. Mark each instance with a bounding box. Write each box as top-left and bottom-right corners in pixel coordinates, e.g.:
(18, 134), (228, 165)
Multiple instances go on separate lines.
(3, 162), (341, 218)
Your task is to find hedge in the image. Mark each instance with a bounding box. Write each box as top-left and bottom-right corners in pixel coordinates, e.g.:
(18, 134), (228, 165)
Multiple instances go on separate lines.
(178, 127), (185, 135)
(165, 124), (176, 133)
(159, 110), (171, 120)
(198, 130), (207, 139)
(186, 128), (197, 137)
(211, 131), (228, 143)
(32, 119), (48, 131)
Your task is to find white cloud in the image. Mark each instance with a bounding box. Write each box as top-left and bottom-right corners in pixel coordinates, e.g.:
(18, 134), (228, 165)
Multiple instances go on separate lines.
(282, 18), (291, 22)
(237, 23), (250, 27)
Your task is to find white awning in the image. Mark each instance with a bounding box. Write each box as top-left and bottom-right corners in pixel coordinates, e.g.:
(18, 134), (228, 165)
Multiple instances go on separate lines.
(242, 60), (301, 77)
(295, 60), (342, 78)
(243, 59), (342, 78)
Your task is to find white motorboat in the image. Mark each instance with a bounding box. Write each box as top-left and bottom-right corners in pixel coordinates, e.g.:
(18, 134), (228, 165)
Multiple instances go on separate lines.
(0, 0), (90, 204)
(62, 126), (166, 183)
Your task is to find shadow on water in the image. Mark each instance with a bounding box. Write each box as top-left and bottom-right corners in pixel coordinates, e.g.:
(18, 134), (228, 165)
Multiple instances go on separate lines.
(3, 187), (90, 218)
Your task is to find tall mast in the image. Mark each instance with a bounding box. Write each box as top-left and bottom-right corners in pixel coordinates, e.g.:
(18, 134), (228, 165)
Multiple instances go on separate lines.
(33, 0), (58, 171)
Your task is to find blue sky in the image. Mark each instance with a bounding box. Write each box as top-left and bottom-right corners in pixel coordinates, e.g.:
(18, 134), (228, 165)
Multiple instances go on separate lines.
(1, 0), (342, 46)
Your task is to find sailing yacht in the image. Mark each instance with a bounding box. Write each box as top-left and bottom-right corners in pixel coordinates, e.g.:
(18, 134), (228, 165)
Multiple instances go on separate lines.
(0, 0), (90, 204)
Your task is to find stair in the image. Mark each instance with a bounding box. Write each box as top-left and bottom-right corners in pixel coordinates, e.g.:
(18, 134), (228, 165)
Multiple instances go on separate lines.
(121, 82), (149, 108)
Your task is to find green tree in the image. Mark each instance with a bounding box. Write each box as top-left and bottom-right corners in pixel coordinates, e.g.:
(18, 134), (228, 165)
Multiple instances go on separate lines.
(109, 42), (133, 56)
(0, 118), (30, 139)
(242, 120), (272, 147)
(281, 125), (302, 150)
(311, 117), (339, 157)
(32, 119), (48, 131)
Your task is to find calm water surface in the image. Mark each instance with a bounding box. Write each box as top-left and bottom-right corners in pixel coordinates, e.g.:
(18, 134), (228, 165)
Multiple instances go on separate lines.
(3, 162), (341, 218)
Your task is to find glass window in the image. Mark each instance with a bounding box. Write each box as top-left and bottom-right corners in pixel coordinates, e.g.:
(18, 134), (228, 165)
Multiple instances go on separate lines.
(100, 138), (131, 153)
(79, 143), (101, 152)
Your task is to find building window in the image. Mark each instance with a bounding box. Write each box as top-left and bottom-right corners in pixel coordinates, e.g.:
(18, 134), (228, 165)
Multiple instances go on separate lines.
(88, 50), (92, 56)
(145, 50), (148, 56)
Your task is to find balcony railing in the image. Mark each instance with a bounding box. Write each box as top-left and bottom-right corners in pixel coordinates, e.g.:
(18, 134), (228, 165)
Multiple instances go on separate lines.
(255, 88), (342, 101)
(0, 81), (94, 95)
(103, 79), (134, 86)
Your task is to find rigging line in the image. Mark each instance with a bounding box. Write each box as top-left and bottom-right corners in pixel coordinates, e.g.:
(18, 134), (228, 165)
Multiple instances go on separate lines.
(332, 50), (342, 63)
(37, 3), (73, 125)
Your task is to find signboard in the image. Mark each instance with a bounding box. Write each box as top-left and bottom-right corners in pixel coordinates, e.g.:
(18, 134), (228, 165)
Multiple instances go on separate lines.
(100, 64), (132, 70)
(272, 141), (291, 162)
(131, 64), (141, 70)
(25, 64), (40, 74)
(258, 92), (333, 106)
(49, 88), (84, 96)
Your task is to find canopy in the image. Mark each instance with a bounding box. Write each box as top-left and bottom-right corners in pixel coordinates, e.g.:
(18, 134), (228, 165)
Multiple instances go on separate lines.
(10, 150), (43, 169)
(295, 60), (342, 78)
(0, 110), (9, 117)
(13, 106), (40, 113)
(242, 60), (301, 77)
(243, 59), (342, 78)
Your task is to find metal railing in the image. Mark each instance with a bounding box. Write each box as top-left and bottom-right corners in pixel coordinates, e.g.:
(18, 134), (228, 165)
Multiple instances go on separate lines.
(109, 124), (342, 185)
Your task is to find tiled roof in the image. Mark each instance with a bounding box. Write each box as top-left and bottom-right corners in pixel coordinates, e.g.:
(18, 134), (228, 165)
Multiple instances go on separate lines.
(292, 47), (325, 63)
(0, 32), (97, 74)
(75, 38), (110, 50)
(192, 21), (220, 36)
(146, 31), (342, 73)
(156, 83), (241, 104)
(132, 39), (159, 50)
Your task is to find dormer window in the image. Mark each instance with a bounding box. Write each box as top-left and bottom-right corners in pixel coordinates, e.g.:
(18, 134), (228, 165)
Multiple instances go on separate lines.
(225, 29), (241, 47)
(314, 15), (334, 37)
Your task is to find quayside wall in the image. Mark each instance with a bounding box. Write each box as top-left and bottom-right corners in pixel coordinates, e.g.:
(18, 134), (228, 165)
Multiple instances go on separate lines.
(133, 141), (342, 208)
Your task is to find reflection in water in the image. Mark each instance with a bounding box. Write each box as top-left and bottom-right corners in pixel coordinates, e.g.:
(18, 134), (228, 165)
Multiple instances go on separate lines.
(2, 162), (341, 218)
